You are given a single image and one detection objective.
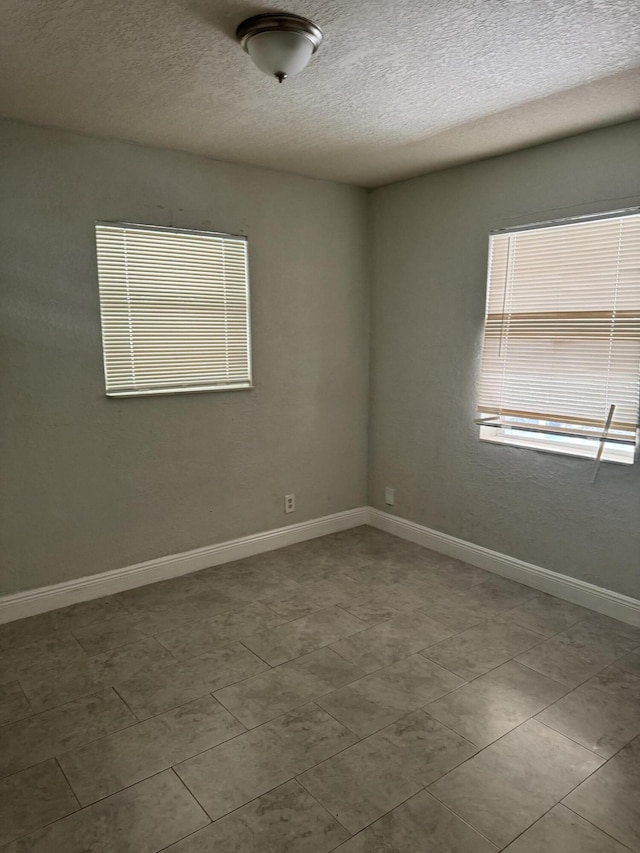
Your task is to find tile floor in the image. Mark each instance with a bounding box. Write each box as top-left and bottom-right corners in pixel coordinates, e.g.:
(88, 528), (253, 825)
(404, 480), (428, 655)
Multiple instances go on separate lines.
(1, 525), (639, 851)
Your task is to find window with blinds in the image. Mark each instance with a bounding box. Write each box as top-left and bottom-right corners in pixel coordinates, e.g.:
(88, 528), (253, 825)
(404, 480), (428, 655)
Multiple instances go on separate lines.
(477, 210), (640, 464)
(96, 222), (252, 397)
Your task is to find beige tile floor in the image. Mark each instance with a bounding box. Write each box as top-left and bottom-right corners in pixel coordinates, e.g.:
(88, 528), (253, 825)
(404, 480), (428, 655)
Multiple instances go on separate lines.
(1, 525), (639, 852)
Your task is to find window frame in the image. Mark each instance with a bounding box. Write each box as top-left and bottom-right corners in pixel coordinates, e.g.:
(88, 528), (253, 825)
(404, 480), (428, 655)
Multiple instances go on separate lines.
(477, 207), (640, 466)
(95, 221), (253, 398)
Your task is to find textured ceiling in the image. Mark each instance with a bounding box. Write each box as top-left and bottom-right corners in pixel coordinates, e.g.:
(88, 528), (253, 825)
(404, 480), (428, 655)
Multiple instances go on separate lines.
(1, 0), (639, 187)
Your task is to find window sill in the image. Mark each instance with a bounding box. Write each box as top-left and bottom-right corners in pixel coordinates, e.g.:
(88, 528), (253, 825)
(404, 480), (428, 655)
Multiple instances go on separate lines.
(106, 383), (254, 398)
(479, 426), (635, 465)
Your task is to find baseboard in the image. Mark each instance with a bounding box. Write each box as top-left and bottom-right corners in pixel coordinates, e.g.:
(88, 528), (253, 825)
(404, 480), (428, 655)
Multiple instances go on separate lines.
(3, 505), (639, 629)
(0, 507), (369, 625)
(367, 508), (640, 628)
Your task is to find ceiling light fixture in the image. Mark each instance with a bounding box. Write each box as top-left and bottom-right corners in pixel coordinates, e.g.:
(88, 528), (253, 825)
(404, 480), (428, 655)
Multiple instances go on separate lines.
(236, 13), (323, 83)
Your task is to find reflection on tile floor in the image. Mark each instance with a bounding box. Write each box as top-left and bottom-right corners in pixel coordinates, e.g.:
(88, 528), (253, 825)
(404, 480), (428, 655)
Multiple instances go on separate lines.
(1, 525), (639, 851)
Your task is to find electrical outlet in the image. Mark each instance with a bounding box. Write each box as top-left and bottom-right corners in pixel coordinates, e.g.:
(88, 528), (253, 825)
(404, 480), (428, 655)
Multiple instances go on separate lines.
(284, 494), (295, 513)
(384, 486), (395, 506)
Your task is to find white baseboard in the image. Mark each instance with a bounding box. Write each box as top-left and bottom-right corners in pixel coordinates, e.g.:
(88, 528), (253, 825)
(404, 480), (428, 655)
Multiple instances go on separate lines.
(368, 508), (640, 628)
(2, 505), (639, 629)
(0, 507), (369, 625)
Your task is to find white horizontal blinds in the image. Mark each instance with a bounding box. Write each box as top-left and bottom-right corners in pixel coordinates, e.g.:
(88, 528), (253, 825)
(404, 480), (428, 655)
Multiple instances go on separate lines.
(96, 223), (251, 396)
(477, 212), (640, 444)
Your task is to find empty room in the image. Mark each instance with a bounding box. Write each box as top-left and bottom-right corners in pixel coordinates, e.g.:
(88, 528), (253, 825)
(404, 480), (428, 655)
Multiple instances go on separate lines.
(1, 1), (639, 851)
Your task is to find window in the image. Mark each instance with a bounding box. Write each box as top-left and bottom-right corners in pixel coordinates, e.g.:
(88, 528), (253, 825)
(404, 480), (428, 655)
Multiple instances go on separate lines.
(96, 222), (252, 397)
(477, 210), (640, 464)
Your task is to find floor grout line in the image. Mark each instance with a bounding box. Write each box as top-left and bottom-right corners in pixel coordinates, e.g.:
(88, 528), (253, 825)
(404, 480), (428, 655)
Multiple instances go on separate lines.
(560, 801), (637, 852)
(293, 775), (355, 836)
(168, 765), (213, 825)
(3, 772), (82, 849)
(307, 698), (364, 740)
(532, 715), (607, 759)
(2, 528), (638, 852)
(426, 715), (634, 850)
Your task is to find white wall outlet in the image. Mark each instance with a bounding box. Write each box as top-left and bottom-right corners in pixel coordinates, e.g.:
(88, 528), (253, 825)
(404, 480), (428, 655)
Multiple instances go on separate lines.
(384, 486), (395, 506)
(284, 494), (296, 513)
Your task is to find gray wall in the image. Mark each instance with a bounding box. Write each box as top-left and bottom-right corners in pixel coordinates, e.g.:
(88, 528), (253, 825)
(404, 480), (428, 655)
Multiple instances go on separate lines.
(3, 118), (639, 600)
(0, 120), (369, 595)
(369, 120), (640, 599)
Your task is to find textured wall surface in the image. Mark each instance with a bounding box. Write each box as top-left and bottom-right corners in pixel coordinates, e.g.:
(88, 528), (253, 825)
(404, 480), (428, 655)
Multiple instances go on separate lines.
(0, 120), (369, 595)
(0, 1), (639, 185)
(2, 118), (640, 600)
(368, 121), (640, 599)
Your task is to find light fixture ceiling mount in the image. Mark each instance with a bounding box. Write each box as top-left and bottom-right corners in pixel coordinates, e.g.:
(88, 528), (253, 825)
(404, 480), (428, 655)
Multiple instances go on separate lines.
(236, 13), (323, 83)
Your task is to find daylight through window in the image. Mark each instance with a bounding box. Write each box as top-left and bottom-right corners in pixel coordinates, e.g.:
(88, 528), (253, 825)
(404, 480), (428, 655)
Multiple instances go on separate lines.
(477, 210), (640, 464)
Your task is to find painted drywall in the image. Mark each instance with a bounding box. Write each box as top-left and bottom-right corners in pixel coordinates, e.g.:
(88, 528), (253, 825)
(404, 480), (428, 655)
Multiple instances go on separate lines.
(0, 120), (369, 595)
(368, 120), (640, 599)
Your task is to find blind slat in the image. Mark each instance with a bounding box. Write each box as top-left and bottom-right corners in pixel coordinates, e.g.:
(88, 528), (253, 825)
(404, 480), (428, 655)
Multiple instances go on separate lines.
(96, 223), (252, 395)
(477, 212), (640, 463)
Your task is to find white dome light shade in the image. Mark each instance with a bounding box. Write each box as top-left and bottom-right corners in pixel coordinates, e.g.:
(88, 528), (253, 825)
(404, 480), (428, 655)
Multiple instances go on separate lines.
(245, 31), (314, 81)
(236, 13), (323, 83)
